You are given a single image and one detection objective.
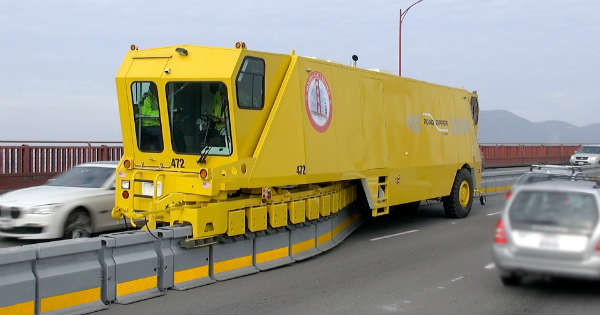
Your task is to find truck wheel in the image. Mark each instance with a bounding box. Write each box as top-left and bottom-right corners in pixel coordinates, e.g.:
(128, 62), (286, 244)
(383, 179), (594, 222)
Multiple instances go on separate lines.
(442, 168), (473, 218)
(64, 210), (92, 239)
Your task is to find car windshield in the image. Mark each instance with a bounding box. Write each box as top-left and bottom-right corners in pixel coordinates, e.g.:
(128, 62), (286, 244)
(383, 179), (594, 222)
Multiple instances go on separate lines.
(47, 167), (115, 188)
(509, 190), (598, 233)
(577, 146), (600, 154)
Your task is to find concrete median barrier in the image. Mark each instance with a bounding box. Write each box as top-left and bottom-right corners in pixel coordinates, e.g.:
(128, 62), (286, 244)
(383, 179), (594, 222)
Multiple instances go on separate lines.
(212, 237), (258, 281)
(290, 223), (318, 261)
(103, 231), (162, 304)
(36, 238), (106, 315)
(0, 246), (36, 315)
(316, 218), (335, 253)
(254, 229), (292, 271)
(162, 225), (215, 290)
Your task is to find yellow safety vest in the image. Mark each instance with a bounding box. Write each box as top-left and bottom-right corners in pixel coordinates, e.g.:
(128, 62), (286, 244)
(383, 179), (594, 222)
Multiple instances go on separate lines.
(212, 94), (225, 131)
(140, 94), (160, 127)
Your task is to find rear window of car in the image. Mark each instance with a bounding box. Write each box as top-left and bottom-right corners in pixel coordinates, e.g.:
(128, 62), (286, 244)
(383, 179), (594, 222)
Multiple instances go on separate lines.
(509, 190), (598, 233)
(47, 167), (115, 188)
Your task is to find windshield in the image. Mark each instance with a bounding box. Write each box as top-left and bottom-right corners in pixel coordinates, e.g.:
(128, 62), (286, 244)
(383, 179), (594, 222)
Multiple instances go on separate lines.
(577, 146), (600, 154)
(166, 82), (232, 155)
(131, 81), (164, 153)
(48, 167), (115, 188)
(509, 190), (598, 233)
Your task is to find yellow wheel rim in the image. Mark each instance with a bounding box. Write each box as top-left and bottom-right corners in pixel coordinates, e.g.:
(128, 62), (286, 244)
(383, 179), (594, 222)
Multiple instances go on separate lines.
(459, 180), (470, 208)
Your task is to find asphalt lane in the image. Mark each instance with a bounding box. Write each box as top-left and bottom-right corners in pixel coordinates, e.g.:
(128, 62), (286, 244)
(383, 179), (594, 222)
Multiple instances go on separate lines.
(98, 194), (600, 315)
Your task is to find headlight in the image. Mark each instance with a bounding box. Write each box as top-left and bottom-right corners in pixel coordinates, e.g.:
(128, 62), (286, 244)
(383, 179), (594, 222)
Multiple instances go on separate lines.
(590, 156), (599, 162)
(30, 204), (61, 215)
(121, 180), (130, 189)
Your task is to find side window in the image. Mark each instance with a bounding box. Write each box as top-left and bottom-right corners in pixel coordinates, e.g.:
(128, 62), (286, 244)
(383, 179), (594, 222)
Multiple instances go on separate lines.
(236, 57), (265, 109)
(470, 96), (479, 125)
(131, 81), (164, 152)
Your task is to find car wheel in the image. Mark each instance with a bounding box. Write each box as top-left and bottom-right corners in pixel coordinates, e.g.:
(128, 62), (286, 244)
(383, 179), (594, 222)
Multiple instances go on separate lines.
(64, 210), (92, 239)
(500, 273), (522, 286)
(442, 168), (473, 218)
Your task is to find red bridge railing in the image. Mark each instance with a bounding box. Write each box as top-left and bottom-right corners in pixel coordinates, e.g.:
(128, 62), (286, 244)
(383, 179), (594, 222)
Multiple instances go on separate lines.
(480, 143), (581, 168)
(0, 141), (122, 190)
(0, 141), (583, 190)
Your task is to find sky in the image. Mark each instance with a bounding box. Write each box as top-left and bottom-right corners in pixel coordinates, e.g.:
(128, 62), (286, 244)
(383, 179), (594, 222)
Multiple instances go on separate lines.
(0, 0), (599, 141)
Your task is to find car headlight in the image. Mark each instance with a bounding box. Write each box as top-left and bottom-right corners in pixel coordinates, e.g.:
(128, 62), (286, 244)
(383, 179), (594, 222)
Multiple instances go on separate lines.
(590, 156), (599, 162)
(30, 204), (61, 215)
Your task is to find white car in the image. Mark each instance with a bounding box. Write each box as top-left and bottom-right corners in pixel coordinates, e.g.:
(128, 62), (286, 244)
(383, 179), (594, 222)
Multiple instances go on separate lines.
(570, 145), (600, 166)
(0, 161), (122, 239)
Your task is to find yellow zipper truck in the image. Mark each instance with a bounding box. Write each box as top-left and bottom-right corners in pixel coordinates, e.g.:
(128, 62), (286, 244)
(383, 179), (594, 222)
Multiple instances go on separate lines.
(112, 43), (481, 243)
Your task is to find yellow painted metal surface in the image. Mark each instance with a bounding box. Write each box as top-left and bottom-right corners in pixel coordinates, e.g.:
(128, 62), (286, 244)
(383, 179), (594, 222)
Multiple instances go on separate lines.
(319, 195), (331, 217)
(117, 276), (157, 297)
(213, 256), (252, 274)
(246, 206), (267, 232)
(289, 200), (306, 224)
(268, 203), (288, 228)
(292, 239), (315, 255)
(0, 300), (34, 315)
(256, 247), (289, 264)
(40, 287), (100, 313)
(227, 209), (246, 236)
(174, 265), (209, 284)
(306, 197), (320, 220)
(112, 44), (481, 240)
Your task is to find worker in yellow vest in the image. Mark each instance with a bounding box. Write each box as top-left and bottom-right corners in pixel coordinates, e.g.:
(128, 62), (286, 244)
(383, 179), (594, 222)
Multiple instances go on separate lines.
(138, 86), (162, 151)
(140, 89), (160, 127)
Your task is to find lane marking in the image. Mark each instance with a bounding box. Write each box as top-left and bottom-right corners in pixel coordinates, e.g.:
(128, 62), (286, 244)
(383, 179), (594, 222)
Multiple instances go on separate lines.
(484, 262), (496, 270)
(486, 211), (502, 216)
(370, 229), (420, 241)
(450, 276), (464, 282)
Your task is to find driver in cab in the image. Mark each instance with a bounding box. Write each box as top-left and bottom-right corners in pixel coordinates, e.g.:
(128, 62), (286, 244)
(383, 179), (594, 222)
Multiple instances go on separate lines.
(206, 84), (227, 147)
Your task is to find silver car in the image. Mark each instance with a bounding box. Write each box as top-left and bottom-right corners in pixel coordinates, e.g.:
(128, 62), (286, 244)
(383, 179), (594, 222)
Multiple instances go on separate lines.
(570, 145), (600, 166)
(493, 176), (600, 285)
(0, 161), (122, 239)
(513, 165), (583, 187)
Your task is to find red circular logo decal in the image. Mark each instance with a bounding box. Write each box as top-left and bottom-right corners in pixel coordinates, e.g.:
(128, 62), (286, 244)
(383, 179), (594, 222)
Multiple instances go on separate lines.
(304, 71), (332, 133)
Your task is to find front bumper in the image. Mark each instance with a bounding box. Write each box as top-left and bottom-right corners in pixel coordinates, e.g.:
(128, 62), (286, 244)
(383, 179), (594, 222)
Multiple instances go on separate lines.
(493, 244), (600, 280)
(0, 214), (63, 239)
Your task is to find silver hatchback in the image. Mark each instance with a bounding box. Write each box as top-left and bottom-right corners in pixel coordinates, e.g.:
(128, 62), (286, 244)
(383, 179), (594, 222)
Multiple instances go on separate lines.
(493, 176), (600, 286)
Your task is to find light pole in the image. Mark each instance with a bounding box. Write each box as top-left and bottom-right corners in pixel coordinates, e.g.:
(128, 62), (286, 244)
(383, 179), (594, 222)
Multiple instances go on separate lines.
(399, 0), (424, 76)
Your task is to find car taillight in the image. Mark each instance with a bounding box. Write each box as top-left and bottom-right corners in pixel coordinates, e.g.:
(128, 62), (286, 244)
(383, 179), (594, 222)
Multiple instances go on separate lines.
(494, 218), (507, 244)
(122, 191), (129, 199)
(596, 240), (600, 252)
(504, 190), (512, 200)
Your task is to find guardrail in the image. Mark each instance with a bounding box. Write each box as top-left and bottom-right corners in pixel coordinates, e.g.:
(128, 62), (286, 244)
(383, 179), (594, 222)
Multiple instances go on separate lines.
(0, 141), (582, 190)
(0, 141), (122, 190)
(477, 165), (600, 196)
(0, 205), (362, 315)
(481, 144), (581, 168)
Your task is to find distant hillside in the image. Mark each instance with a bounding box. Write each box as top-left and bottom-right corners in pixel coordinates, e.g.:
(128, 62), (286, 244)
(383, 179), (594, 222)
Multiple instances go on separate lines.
(478, 110), (600, 143)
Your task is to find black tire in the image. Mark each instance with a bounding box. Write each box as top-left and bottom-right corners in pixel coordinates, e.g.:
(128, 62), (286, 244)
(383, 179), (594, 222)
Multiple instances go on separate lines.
(397, 201), (420, 216)
(64, 210), (92, 239)
(442, 168), (473, 218)
(500, 273), (522, 286)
